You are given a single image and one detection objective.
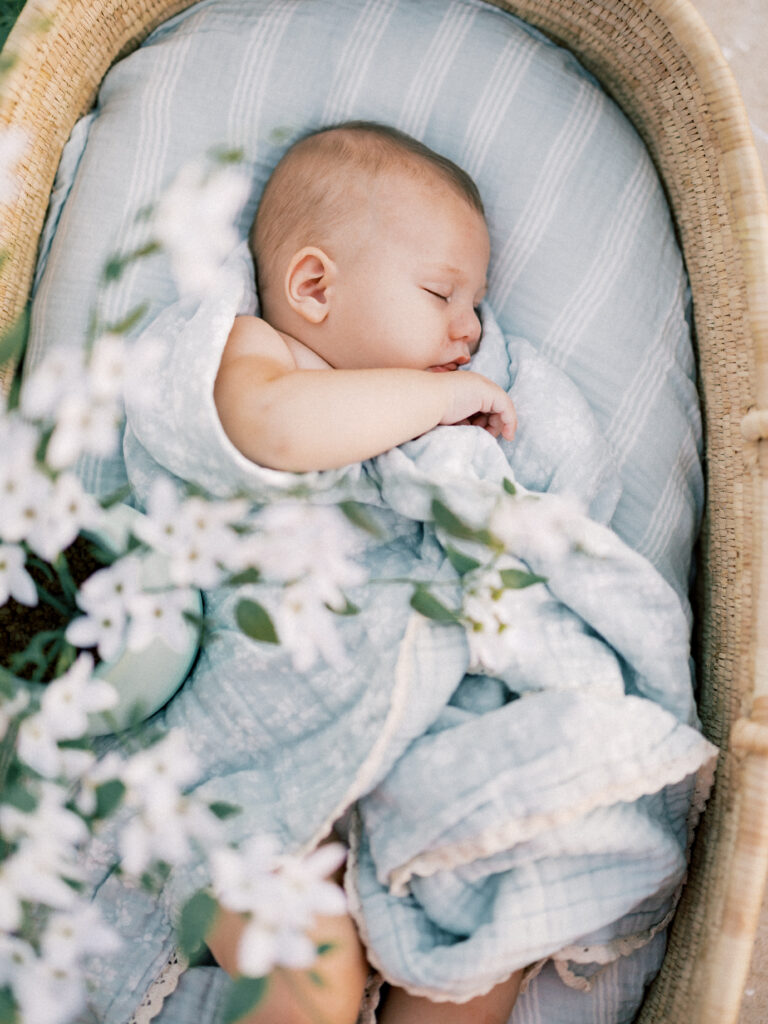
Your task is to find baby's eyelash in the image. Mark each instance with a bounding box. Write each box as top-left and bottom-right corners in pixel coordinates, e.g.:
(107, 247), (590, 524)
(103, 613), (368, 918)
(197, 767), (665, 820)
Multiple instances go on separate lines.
(425, 288), (449, 301)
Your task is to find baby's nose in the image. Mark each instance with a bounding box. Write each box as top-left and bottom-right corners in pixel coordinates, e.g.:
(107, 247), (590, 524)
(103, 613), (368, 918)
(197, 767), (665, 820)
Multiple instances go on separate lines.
(450, 306), (482, 345)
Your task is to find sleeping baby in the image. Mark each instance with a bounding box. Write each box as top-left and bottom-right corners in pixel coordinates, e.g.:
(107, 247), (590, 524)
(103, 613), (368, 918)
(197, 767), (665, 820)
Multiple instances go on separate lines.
(211, 121), (523, 1024)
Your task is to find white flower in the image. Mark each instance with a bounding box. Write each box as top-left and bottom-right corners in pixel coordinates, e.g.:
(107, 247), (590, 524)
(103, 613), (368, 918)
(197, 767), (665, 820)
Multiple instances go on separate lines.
(32, 472), (103, 561)
(46, 392), (121, 469)
(274, 843), (347, 925)
(9, 950), (87, 1024)
(0, 542), (37, 606)
(272, 580), (348, 672)
(247, 503), (365, 600)
(0, 689), (29, 742)
(131, 476), (186, 555)
(133, 478), (246, 588)
(210, 837), (347, 978)
(0, 126), (28, 205)
(17, 712), (94, 779)
(88, 332), (128, 402)
(74, 750), (126, 816)
(126, 586), (195, 653)
(38, 654), (117, 741)
(41, 905), (121, 968)
(65, 557), (141, 661)
(20, 347), (86, 421)
(116, 731), (222, 876)
(462, 560), (549, 674)
(118, 793), (221, 877)
(490, 492), (584, 565)
(0, 456), (52, 548)
(120, 729), (199, 797)
(153, 158), (250, 301)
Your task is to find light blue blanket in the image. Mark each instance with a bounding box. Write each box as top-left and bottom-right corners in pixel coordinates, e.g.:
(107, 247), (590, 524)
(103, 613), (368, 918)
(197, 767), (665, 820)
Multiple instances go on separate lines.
(81, 246), (717, 1024)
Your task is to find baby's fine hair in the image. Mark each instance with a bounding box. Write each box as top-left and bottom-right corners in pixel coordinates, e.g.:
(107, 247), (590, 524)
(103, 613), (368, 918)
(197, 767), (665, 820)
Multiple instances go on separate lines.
(251, 121), (484, 310)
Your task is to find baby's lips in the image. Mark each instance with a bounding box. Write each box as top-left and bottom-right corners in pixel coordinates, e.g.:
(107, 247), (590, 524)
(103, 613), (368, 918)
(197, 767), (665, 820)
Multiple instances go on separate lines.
(428, 362), (459, 373)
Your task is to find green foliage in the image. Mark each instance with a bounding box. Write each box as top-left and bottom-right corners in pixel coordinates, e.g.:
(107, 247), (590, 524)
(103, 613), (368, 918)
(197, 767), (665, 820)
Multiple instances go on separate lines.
(0, 0), (26, 51)
(431, 499), (499, 550)
(339, 500), (384, 538)
(178, 890), (219, 962)
(498, 568), (547, 590)
(236, 599), (279, 644)
(93, 779), (126, 820)
(208, 801), (241, 820)
(222, 976), (269, 1024)
(0, 985), (18, 1024)
(444, 546), (482, 576)
(409, 585), (460, 624)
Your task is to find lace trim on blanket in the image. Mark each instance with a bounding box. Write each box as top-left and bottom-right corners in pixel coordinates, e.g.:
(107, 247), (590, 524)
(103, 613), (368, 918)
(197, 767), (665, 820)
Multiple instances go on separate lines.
(126, 949), (188, 1024)
(388, 744), (718, 896)
(301, 613), (425, 855)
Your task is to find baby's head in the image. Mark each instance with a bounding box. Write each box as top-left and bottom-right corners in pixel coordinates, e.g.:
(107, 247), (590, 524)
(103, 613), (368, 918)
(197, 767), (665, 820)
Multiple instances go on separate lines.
(252, 121), (490, 371)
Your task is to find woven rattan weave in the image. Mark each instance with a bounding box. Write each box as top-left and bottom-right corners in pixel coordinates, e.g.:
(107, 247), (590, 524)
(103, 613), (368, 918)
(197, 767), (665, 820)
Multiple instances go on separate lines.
(1, 2), (767, 1021)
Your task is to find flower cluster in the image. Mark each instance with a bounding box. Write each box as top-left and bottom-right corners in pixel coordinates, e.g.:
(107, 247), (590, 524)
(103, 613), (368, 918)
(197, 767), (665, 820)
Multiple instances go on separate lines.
(0, 143), (360, 1024)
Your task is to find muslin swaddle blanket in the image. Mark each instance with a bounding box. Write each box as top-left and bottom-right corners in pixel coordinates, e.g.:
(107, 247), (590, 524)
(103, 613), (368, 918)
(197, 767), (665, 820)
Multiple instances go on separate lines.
(80, 245), (717, 1024)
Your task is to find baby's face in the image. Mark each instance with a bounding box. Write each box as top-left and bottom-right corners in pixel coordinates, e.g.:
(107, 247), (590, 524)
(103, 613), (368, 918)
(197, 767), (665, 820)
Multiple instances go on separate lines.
(319, 174), (490, 372)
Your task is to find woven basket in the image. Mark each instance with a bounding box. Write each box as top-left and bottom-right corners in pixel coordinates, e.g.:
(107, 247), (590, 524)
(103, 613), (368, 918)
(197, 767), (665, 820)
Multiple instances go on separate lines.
(2, 2), (767, 1022)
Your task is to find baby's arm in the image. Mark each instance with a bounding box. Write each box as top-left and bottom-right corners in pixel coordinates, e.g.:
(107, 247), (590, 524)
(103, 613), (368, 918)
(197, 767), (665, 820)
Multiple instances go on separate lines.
(214, 317), (516, 472)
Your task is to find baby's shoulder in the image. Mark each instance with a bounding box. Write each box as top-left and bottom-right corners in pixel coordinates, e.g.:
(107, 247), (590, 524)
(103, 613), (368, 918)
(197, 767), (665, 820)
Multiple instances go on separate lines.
(222, 314), (294, 367)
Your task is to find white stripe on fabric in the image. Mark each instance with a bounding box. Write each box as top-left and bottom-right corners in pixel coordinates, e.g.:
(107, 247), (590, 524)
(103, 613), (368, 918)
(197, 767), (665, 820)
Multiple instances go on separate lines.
(225, 1), (297, 152)
(321, 0), (399, 124)
(99, 29), (198, 327)
(635, 442), (699, 566)
(608, 273), (687, 465)
(489, 81), (604, 307)
(461, 33), (538, 181)
(399, 1), (479, 139)
(541, 154), (656, 367)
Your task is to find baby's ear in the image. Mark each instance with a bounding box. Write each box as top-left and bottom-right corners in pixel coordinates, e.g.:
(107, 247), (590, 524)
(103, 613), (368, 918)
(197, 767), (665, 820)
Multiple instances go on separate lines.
(284, 247), (335, 323)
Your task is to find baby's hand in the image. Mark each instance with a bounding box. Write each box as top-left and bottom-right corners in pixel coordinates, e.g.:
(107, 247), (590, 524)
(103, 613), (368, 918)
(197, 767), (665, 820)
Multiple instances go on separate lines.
(439, 370), (517, 441)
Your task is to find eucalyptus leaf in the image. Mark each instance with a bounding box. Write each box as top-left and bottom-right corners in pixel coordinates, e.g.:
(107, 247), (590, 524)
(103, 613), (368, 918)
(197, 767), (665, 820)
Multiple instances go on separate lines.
(499, 568), (547, 590)
(444, 546), (482, 576)
(94, 779), (126, 820)
(179, 890), (219, 962)
(339, 501), (384, 538)
(208, 801), (241, 820)
(410, 585), (461, 624)
(431, 499), (495, 547)
(223, 976), (269, 1024)
(236, 599), (279, 644)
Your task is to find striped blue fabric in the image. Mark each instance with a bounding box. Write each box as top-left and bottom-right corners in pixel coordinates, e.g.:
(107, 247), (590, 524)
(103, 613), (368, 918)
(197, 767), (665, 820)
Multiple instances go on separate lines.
(27, 0), (702, 607)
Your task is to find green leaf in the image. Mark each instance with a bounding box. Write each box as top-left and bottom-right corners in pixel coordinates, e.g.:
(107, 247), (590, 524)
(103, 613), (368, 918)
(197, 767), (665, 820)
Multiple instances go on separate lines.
(226, 567), (262, 586)
(431, 499), (495, 548)
(316, 941), (336, 956)
(0, 985), (18, 1024)
(444, 546), (482, 576)
(0, 307), (28, 370)
(502, 477), (517, 495)
(236, 599), (279, 644)
(498, 568), (547, 590)
(1, 783), (37, 813)
(223, 976), (269, 1024)
(178, 890), (219, 962)
(409, 585), (460, 624)
(94, 779), (126, 819)
(103, 302), (149, 335)
(208, 801), (241, 820)
(339, 501), (384, 538)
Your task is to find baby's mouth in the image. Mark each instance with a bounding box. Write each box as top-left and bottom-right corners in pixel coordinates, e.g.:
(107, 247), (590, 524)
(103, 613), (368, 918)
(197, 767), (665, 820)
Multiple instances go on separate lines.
(429, 362), (460, 373)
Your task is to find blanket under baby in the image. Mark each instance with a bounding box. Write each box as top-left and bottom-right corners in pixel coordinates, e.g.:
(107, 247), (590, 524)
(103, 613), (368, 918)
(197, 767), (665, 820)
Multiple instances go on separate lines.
(79, 246), (717, 1024)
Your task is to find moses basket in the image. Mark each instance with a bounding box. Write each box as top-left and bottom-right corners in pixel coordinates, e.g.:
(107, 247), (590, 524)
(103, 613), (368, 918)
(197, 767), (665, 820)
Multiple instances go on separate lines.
(1, 1), (767, 1022)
